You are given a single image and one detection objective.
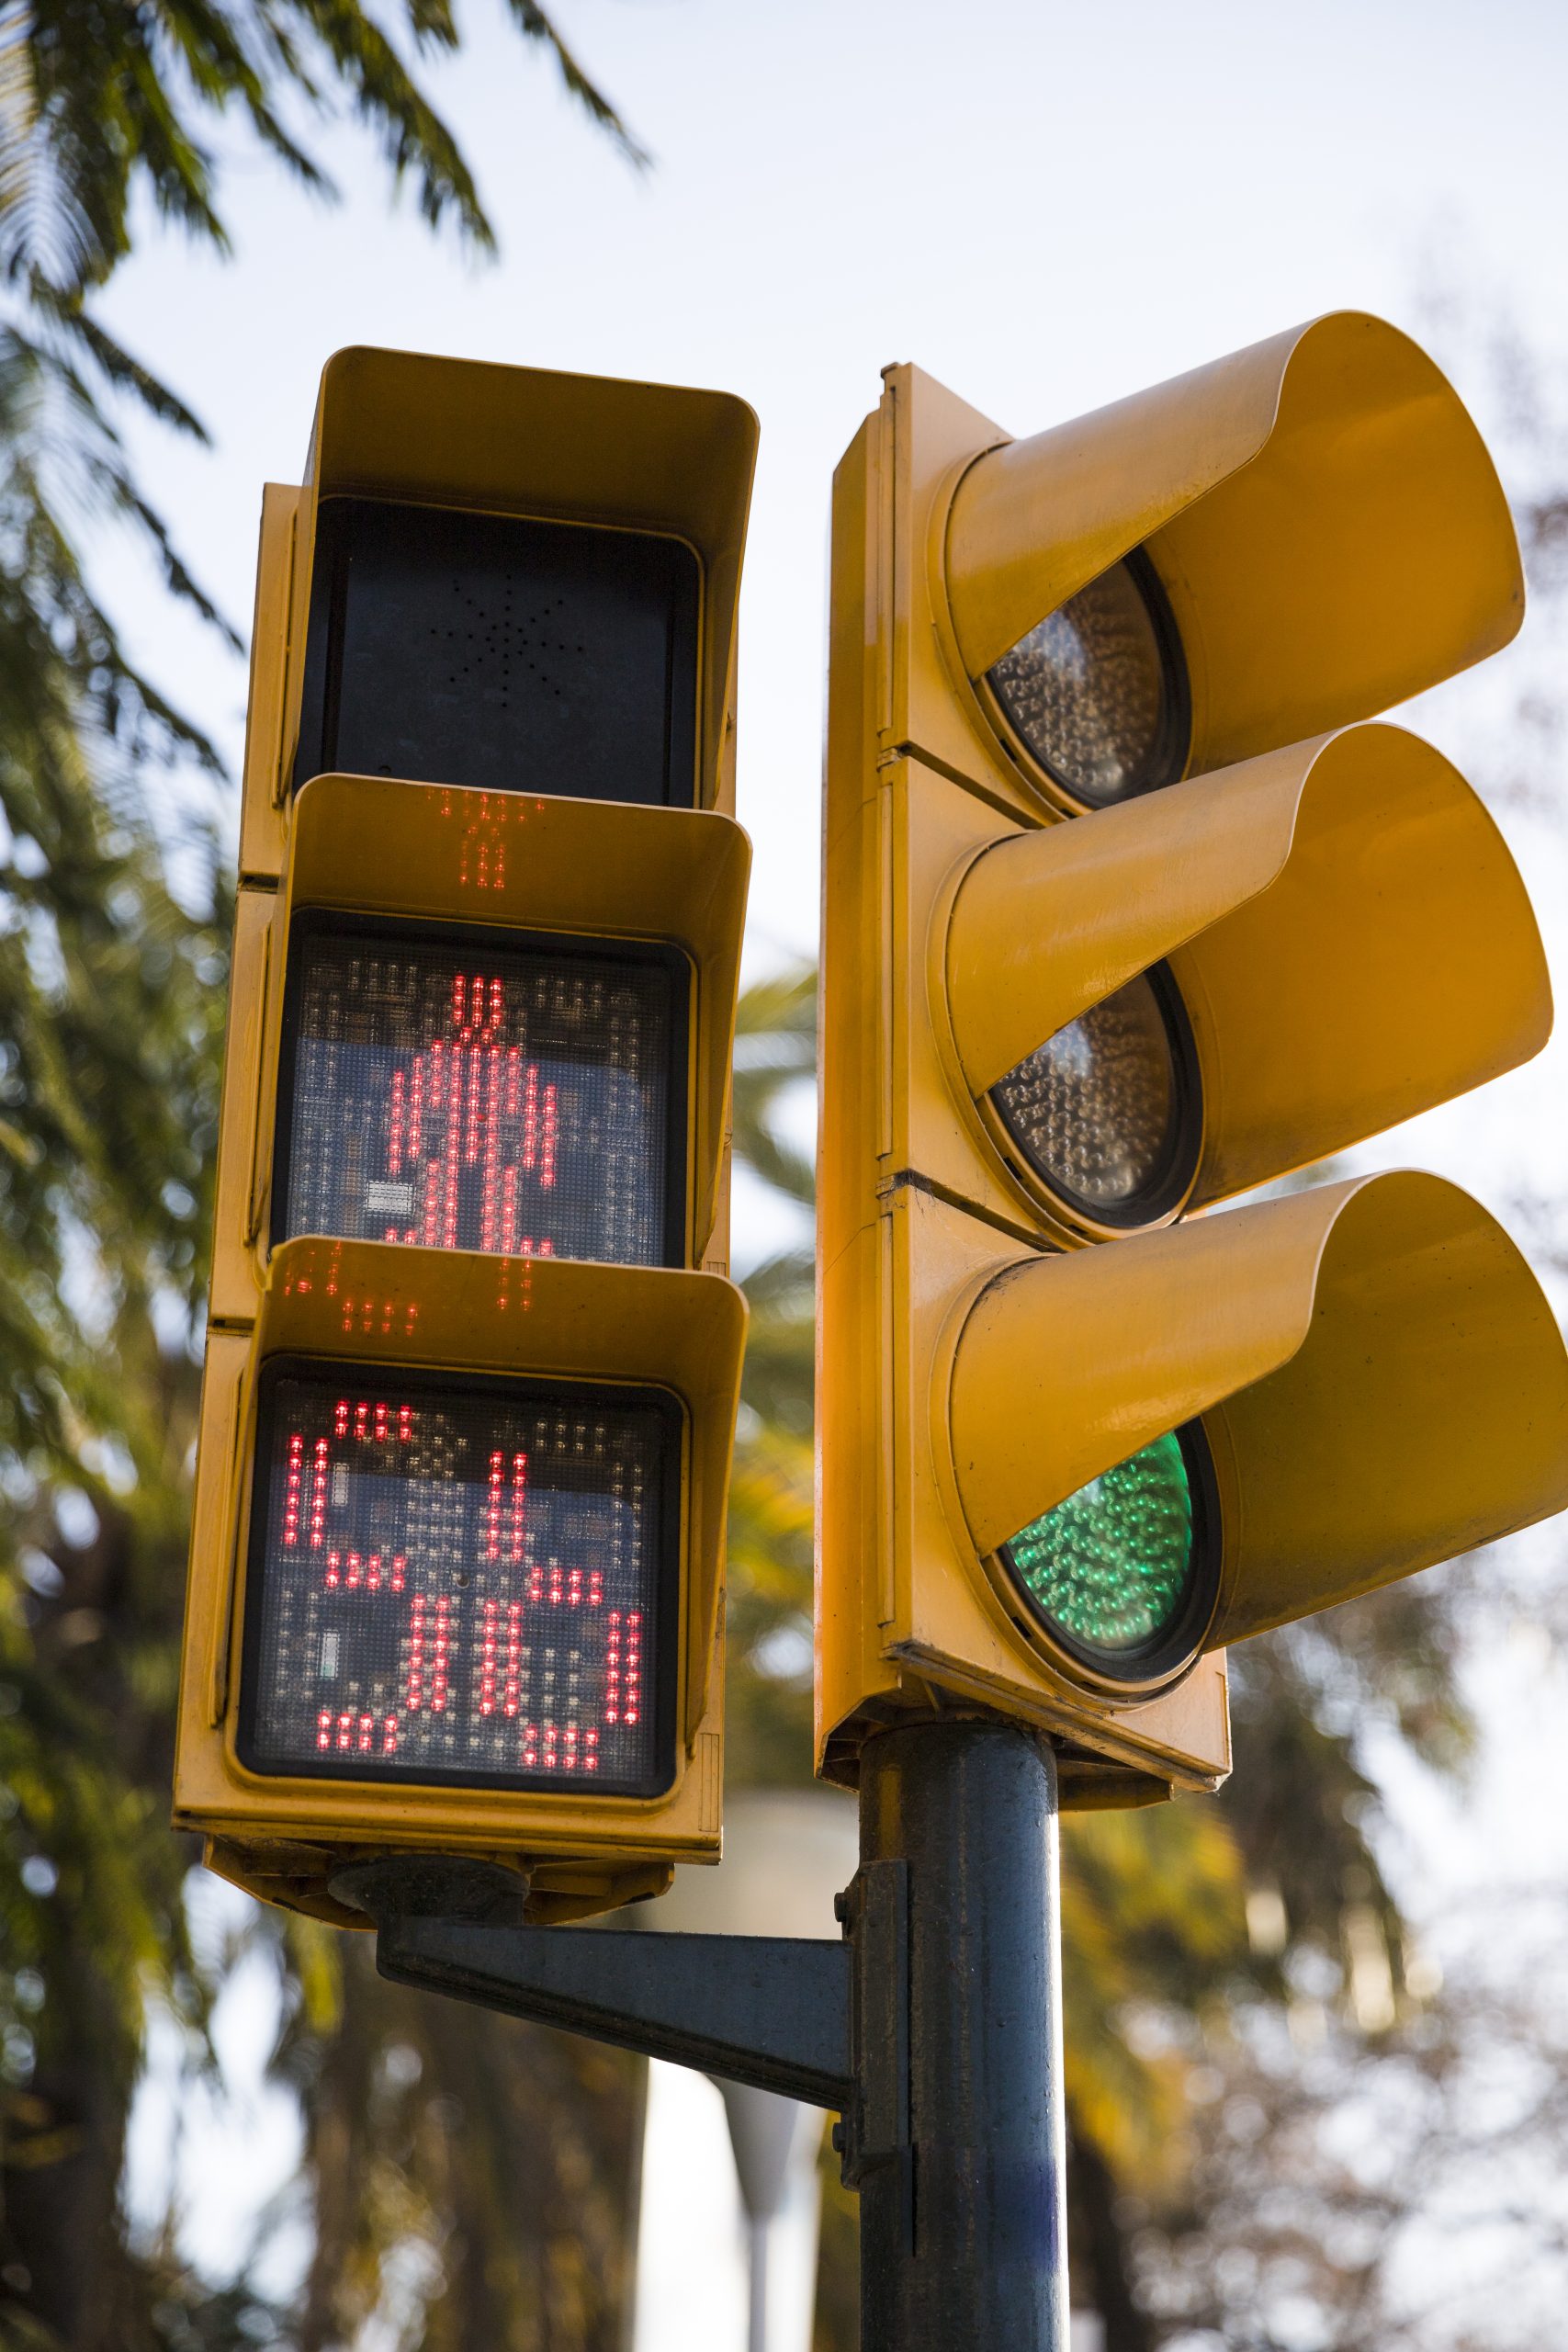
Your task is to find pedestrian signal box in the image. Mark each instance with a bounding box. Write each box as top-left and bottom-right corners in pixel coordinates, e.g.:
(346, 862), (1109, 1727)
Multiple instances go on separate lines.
(175, 352), (757, 1924)
(817, 315), (1568, 1803)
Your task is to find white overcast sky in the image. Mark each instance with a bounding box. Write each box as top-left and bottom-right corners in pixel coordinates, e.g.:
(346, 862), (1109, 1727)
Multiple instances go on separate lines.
(95, 0), (1568, 966)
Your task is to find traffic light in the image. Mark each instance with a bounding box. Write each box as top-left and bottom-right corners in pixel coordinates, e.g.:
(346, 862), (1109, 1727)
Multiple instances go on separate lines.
(175, 351), (758, 1923)
(818, 314), (1568, 1804)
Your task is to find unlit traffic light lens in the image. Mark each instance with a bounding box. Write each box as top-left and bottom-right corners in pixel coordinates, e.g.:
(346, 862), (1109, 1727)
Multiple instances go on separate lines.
(276, 917), (685, 1267)
(240, 1363), (678, 1794)
(988, 965), (1199, 1227)
(985, 552), (1188, 808)
(293, 499), (701, 808)
(1000, 1425), (1213, 1675)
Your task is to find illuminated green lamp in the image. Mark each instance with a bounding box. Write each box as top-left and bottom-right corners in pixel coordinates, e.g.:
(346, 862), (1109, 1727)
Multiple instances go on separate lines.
(998, 1425), (1219, 1681)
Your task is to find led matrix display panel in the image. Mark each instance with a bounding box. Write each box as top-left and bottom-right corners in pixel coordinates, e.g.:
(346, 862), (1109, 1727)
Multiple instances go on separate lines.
(274, 916), (686, 1268)
(240, 1363), (680, 1795)
(292, 499), (701, 806)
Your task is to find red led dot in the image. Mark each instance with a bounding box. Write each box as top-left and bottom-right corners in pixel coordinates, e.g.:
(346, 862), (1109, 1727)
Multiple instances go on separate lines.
(522, 1066), (539, 1170)
(511, 1452), (527, 1562)
(540, 1083), (558, 1190)
(389, 1069), (405, 1177)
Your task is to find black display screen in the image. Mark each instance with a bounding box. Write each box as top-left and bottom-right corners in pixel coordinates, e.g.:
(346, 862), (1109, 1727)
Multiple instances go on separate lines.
(272, 914), (687, 1269)
(239, 1362), (680, 1795)
(292, 497), (700, 806)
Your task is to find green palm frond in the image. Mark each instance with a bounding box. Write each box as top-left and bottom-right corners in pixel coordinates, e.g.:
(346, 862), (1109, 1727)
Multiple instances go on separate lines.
(733, 962), (815, 1207)
(5, 0), (642, 305)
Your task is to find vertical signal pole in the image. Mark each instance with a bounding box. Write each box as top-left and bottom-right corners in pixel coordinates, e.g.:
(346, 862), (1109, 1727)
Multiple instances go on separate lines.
(853, 1724), (1068, 2352)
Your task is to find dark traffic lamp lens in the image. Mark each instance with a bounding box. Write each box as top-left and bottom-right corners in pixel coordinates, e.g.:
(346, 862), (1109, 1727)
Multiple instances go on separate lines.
(274, 916), (687, 1268)
(985, 549), (1188, 808)
(239, 1362), (680, 1795)
(293, 498), (700, 808)
(988, 963), (1200, 1228)
(999, 1422), (1218, 1681)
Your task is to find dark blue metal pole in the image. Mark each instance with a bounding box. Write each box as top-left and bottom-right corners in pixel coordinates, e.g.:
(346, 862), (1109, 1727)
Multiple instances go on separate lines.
(853, 1721), (1069, 2352)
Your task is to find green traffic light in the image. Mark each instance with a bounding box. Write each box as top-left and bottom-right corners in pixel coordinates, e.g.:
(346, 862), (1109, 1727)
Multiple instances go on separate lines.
(1002, 1429), (1196, 1661)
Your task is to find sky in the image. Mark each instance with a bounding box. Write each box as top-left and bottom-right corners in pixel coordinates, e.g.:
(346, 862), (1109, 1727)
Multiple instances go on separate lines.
(96, 0), (1568, 973)
(98, 0), (1568, 2336)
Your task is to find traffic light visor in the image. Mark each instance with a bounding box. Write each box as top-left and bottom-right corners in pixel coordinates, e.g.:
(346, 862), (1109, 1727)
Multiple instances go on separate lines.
(948, 1172), (1568, 1679)
(287, 348), (759, 809)
(945, 725), (1551, 1229)
(265, 777), (749, 1266)
(943, 312), (1523, 802)
(248, 1238), (746, 1745)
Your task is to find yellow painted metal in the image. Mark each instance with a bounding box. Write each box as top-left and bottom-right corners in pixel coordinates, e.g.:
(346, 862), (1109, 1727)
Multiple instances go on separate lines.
(818, 342), (1561, 1800)
(818, 412), (1228, 1795)
(942, 311), (1523, 803)
(816, 1186), (1232, 1795)
(173, 1237), (745, 1924)
(949, 1170), (1568, 1648)
(945, 722), (1551, 1222)
(186, 352), (758, 1919)
(238, 350), (758, 880)
(237, 485), (300, 884)
(209, 778), (750, 1325)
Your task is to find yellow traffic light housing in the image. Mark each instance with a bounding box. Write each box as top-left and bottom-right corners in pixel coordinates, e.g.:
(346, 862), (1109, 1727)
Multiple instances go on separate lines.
(177, 1238), (744, 1927)
(818, 319), (1568, 1801)
(209, 776), (750, 1324)
(239, 346), (757, 883)
(177, 351), (758, 1920)
(885, 312), (1522, 823)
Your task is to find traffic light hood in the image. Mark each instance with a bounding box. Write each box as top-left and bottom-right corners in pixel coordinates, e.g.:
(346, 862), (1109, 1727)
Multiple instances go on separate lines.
(942, 312), (1523, 787)
(209, 778), (750, 1323)
(948, 1171), (1568, 1657)
(944, 722), (1551, 1220)
(295, 348), (760, 811)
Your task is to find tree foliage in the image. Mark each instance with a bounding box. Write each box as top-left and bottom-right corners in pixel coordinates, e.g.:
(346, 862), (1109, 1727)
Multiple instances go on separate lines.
(0, 3), (643, 2344)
